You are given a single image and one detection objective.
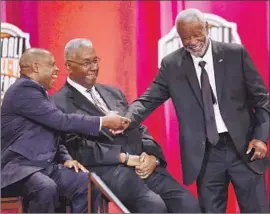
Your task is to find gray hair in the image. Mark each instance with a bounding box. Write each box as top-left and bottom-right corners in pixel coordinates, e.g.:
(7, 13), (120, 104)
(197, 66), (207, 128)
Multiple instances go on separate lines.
(64, 38), (93, 60)
(175, 8), (206, 26)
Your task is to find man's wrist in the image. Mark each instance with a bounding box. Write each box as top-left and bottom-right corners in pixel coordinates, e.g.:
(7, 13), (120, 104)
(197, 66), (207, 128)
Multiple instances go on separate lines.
(124, 152), (129, 165)
(119, 153), (126, 163)
(99, 117), (103, 130)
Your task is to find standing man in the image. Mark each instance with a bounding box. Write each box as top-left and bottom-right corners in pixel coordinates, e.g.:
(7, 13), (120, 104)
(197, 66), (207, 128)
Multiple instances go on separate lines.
(1, 48), (130, 213)
(53, 38), (200, 213)
(126, 8), (270, 213)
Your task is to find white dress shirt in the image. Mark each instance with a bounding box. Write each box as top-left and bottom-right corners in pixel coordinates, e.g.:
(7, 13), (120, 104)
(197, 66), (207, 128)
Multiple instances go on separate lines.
(67, 77), (108, 130)
(190, 40), (228, 133)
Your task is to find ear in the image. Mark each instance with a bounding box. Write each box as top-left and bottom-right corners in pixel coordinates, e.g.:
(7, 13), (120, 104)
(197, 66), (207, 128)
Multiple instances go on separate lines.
(205, 21), (209, 34)
(65, 61), (70, 69)
(65, 61), (72, 74)
(32, 63), (39, 73)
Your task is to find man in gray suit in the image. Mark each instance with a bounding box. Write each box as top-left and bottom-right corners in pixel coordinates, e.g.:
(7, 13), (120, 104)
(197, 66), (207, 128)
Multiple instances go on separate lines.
(125, 8), (270, 213)
(52, 38), (200, 213)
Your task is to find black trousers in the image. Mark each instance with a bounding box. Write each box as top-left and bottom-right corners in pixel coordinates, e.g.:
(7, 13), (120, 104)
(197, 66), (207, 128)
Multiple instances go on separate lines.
(99, 165), (200, 213)
(197, 133), (268, 213)
(2, 163), (89, 213)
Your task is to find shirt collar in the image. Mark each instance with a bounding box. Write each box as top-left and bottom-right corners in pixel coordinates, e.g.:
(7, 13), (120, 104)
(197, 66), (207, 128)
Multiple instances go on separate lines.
(67, 77), (95, 92)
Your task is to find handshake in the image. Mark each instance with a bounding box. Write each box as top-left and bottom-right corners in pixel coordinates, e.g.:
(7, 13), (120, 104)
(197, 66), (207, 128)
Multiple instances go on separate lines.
(101, 111), (131, 133)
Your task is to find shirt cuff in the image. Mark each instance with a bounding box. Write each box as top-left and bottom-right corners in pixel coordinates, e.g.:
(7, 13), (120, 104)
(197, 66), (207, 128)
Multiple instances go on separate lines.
(99, 117), (102, 131)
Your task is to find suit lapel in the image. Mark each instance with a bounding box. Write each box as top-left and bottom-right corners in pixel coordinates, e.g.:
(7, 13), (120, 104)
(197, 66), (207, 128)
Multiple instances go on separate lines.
(95, 84), (118, 112)
(183, 50), (204, 109)
(211, 40), (225, 103)
(66, 83), (105, 116)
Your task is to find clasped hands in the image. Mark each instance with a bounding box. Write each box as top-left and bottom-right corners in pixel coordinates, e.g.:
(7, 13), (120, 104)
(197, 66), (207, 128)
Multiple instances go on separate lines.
(120, 152), (157, 179)
(101, 111), (130, 134)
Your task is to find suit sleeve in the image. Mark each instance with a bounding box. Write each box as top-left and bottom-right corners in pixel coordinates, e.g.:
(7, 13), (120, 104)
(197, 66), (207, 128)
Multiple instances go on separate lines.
(63, 133), (121, 166)
(125, 60), (170, 124)
(57, 144), (73, 163)
(118, 88), (167, 167)
(241, 46), (270, 143)
(11, 82), (100, 136)
(138, 125), (167, 167)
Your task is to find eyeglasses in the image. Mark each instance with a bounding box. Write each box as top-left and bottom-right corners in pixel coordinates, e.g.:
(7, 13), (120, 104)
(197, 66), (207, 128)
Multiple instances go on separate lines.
(67, 57), (101, 68)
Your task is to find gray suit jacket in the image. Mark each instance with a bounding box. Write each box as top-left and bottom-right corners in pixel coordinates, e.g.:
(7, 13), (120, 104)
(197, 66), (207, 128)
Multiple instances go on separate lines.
(126, 40), (270, 185)
(52, 83), (168, 176)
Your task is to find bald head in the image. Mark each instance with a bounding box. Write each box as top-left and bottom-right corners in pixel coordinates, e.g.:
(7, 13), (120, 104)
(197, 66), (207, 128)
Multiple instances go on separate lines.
(19, 48), (52, 74)
(19, 48), (59, 89)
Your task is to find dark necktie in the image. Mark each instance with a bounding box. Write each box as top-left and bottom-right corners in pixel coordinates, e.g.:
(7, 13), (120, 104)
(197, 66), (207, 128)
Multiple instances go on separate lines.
(86, 88), (108, 114)
(199, 61), (219, 145)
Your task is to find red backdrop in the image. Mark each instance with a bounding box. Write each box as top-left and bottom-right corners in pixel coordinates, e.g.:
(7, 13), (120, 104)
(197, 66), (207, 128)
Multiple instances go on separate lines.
(2, 1), (269, 212)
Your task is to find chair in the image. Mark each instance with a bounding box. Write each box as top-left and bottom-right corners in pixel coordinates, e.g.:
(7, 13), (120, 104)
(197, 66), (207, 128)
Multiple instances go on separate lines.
(1, 173), (129, 214)
(1, 197), (23, 213)
(1, 196), (71, 213)
(88, 172), (130, 213)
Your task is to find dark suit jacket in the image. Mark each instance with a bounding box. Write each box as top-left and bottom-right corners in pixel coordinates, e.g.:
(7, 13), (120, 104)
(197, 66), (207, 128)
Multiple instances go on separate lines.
(126, 40), (270, 185)
(52, 82), (168, 176)
(1, 76), (101, 188)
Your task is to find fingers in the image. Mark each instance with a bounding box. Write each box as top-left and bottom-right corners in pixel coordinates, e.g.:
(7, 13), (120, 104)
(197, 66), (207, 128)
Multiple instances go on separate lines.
(247, 140), (267, 160)
(246, 143), (254, 154)
(136, 153), (148, 170)
(135, 168), (151, 179)
(73, 163), (79, 173)
(110, 129), (123, 135)
(102, 115), (130, 130)
(65, 160), (89, 173)
(139, 153), (147, 163)
(109, 117), (131, 134)
(78, 163), (89, 173)
(251, 149), (267, 160)
(121, 117), (131, 129)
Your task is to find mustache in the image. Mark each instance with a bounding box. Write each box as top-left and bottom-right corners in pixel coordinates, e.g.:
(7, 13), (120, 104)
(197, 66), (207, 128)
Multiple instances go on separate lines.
(186, 44), (202, 49)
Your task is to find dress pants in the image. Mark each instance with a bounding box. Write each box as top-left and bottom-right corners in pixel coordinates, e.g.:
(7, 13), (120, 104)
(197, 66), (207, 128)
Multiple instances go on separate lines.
(99, 165), (200, 213)
(2, 163), (89, 213)
(197, 133), (268, 213)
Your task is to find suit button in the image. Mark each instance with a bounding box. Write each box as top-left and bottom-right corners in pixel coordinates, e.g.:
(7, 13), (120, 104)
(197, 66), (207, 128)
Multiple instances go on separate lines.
(201, 141), (205, 145)
(47, 159), (51, 163)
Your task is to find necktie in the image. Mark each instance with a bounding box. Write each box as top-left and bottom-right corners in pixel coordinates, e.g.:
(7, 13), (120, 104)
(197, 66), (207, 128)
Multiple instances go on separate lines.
(86, 88), (109, 114)
(199, 61), (219, 145)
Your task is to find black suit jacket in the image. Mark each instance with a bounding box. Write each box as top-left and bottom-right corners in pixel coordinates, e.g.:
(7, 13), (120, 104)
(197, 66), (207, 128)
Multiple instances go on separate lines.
(126, 40), (270, 185)
(52, 83), (168, 176)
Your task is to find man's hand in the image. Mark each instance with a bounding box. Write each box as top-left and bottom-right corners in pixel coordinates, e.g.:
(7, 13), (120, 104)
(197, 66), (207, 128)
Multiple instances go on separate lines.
(246, 139), (267, 161)
(127, 155), (141, 166)
(64, 160), (89, 173)
(102, 114), (131, 131)
(119, 153), (141, 166)
(135, 152), (157, 179)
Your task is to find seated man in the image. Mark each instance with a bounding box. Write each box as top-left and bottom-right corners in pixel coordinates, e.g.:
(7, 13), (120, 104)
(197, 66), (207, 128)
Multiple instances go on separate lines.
(53, 38), (200, 213)
(1, 48), (130, 213)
